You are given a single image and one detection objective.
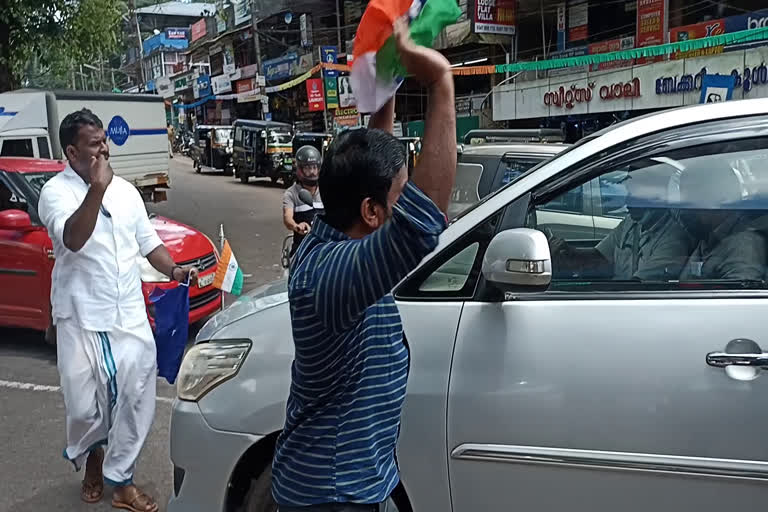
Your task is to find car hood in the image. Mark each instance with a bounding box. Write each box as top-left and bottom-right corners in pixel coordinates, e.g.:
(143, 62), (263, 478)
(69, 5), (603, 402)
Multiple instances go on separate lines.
(196, 278), (289, 341)
(150, 215), (215, 260)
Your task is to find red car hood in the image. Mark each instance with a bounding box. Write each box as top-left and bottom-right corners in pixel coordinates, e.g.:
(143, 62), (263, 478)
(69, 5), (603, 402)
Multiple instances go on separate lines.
(150, 215), (216, 261)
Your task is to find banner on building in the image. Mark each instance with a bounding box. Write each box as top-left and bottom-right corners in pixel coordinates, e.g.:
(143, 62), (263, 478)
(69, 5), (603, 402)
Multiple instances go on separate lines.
(306, 78), (325, 111)
(636, 0), (667, 47)
(166, 28), (187, 40)
(211, 74), (232, 95)
(324, 76), (339, 109)
(568, 0), (588, 42)
(191, 18), (207, 42)
(556, 3), (566, 51)
(194, 74), (212, 99)
(334, 107), (360, 128)
(233, 0), (251, 26)
(321, 46), (339, 77)
(700, 74), (735, 103)
(338, 75), (356, 107)
(300, 14), (313, 48)
(473, 0), (516, 35)
(223, 43), (236, 75)
(263, 53), (298, 81)
(669, 18), (725, 59)
(588, 36), (634, 70)
(156, 76), (175, 98)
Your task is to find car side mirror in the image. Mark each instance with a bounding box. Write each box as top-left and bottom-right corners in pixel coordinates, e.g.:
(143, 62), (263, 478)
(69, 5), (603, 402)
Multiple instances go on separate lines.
(482, 228), (552, 290)
(0, 209), (33, 230)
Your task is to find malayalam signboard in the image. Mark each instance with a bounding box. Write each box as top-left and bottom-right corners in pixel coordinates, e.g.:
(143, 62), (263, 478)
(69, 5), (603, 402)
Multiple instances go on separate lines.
(473, 0), (516, 35)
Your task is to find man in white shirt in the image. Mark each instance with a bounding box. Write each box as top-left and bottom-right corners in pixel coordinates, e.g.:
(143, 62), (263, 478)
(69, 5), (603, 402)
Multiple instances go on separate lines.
(38, 109), (198, 512)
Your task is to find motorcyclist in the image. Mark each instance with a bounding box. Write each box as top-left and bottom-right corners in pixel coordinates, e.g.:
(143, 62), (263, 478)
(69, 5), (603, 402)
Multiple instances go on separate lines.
(283, 145), (324, 257)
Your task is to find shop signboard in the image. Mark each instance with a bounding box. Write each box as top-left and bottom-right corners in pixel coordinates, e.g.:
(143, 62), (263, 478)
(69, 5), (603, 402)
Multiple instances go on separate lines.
(635, 0), (667, 64)
(568, 0), (588, 42)
(556, 3), (566, 51)
(699, 74), (735, 103)
(232, 0), (251, 26)
(174, 73), (193, 91)
(473, 0), (516, 35)
(324, 76), (339, 109)
(240, 63), (259, 78)
(166, 28), (187, 40)
(306, 78), (325, 112)
(263, 53), (298, 81)
(724, 8), (768, 33)
(338, 75), (356, 108)
(321, 46), (338, 77)
(300, 14), (313, 48)
(223, 43), (236, 75)
(156, 76), (175, 98)
(211, 74), (232, 95)
(335, 107), (360, 128)
(297, 53), (314, 74)
(549, 46), (588, 77)
(588, 37), (634, 71)
(235, 78), (257, 94)
(669, 19), (726, 59)
(191, 18), (207, 42)
(195, 74), (211, 99)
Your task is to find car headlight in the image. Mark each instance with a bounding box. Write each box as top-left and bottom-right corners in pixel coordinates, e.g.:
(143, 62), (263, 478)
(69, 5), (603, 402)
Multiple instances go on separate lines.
(139, 257), (170, 283)
(177, 340), (251, 401)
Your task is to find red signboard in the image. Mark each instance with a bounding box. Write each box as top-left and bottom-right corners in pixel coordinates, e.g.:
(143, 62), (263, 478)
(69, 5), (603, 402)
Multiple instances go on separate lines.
(191, 18), (207, 42)
(669, 18), (726, 59)
(306, 78), (325, 112)
(636, 0), (666, 47)
(235, 78), (256, 94)
(568, 0), (588, 42)
(473, 0), (516, 36)
(588, 37), (634, 71)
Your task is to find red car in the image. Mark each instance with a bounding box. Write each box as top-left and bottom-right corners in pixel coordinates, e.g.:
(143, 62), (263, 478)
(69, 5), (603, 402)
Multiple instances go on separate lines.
(0, 157), (222, 333)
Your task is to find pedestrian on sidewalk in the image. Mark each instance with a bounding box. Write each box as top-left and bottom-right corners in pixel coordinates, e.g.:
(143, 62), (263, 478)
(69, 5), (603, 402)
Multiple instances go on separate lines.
(272, 22), (457, 512)
(38, 108), (198, 512)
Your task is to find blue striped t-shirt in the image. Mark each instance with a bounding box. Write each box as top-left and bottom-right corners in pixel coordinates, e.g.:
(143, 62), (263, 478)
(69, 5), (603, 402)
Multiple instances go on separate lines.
(272, 182), (446, 506)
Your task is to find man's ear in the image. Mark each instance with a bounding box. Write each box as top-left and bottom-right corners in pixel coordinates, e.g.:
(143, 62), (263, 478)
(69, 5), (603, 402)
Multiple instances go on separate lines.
(64, 144), (77, 162)
(359, 197), (380, 229)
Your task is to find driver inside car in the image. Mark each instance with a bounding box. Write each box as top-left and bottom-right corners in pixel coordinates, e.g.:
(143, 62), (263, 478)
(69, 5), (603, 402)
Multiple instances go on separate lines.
(282, 145), (324, 257)
(549, 164), (693, 281)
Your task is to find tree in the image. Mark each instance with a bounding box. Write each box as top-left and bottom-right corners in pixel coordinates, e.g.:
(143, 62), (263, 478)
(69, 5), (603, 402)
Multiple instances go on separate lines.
(0, 0), (123, 92)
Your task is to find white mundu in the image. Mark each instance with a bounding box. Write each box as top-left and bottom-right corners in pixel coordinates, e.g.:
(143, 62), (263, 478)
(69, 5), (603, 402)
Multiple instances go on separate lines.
(39, 164), (162, 486)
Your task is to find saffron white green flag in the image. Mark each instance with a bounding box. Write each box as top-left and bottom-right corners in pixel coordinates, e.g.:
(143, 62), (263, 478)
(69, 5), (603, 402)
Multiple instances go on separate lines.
(350, 0), (461, 114)
(213, 240), (243, 295)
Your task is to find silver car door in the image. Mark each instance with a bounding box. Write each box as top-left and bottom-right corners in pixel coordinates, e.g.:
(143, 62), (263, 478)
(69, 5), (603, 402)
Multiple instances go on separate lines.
(447, 122), (768, 511)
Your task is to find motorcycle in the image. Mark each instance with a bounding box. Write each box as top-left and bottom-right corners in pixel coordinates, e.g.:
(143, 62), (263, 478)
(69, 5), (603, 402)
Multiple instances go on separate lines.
(281, 189), (316, 272)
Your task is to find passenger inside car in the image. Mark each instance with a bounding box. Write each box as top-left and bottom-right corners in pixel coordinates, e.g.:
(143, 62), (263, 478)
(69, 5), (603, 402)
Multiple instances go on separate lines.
(677, 160), (767, 282)
(547, 163), (692, 281)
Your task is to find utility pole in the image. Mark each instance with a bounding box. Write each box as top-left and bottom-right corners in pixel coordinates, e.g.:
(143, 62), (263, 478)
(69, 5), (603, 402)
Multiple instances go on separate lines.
(335, 0), (343, 51)
(128, 0), (145, 87)
(251, 0), (264, 119)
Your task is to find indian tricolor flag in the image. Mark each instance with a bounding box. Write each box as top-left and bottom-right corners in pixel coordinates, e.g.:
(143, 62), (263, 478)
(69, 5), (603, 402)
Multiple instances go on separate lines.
(350, 0), (461, 114)
(213, 240), (243, 296)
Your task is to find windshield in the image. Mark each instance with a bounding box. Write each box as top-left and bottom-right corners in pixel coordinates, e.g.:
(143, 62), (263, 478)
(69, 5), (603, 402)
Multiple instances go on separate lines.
(22, 172), (57, 202)
(270, 132), (292, 145)
(214, 129), (233, 144)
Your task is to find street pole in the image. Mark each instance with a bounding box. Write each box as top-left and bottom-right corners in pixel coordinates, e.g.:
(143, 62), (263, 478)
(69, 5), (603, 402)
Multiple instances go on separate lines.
(540, 0), (547, 59)
(319, 46), (329, 132)
(128, 0), (145, 87)
(335, 0), (343, 51)
(251, 0), (264, 120)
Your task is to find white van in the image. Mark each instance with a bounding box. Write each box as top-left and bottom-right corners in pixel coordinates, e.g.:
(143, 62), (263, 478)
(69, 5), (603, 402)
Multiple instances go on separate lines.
(0, 89), (170, 201)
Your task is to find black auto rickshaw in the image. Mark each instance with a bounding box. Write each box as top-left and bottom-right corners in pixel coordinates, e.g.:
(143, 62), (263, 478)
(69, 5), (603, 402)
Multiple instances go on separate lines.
(292, 131), (333, 157)
(398, 136), (422, 174)
(232, 119), (294, 186)
(191, 125), (234, 175)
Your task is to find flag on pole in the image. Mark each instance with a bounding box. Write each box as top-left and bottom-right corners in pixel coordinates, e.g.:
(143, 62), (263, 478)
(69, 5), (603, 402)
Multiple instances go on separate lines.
(213, 240), (243, 295)
(350, 0), (461, 114)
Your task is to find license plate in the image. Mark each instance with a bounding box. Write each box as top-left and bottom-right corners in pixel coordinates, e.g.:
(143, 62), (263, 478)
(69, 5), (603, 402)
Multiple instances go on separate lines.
(198, 273), (215, 288)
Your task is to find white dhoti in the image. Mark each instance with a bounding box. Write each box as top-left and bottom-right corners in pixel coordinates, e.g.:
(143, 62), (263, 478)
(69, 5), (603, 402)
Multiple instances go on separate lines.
(57, 316), (157, 486)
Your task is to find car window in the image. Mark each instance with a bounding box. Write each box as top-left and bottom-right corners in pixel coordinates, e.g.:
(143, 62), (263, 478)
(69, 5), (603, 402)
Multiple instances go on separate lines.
(527, 137), (768, 291)
(0, 174), (28, 213)
(1, 138), (34, 157)
(37, 137), (50, 159)
(448, 162), (484, 220)
(496, 156), (546, 187)
(419, 243), (480, 292)
(244, 130), (253, 148)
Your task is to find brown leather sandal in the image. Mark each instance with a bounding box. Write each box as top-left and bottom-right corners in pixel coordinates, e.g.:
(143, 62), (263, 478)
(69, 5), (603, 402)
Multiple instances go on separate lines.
(81, 449), (104, 503)
(111, 486), (159, 512)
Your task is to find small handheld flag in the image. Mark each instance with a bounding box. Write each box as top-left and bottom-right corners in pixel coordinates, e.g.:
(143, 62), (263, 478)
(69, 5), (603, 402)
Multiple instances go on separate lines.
(213, 240), (244, 296)
(350, 0), (461, 114)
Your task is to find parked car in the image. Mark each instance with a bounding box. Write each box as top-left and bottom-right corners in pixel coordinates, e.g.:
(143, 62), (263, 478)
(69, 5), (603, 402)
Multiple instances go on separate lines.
(450, 139), (569, 219)
(0, 157), (222, 333)
(169, 98), (768, 512)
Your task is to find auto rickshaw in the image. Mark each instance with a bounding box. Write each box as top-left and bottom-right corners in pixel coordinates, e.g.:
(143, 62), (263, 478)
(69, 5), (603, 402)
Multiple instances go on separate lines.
(190, 125), (234, 175)
(398, 136), (422, 174)
(232, 119), (294, 186)
(292, 131), (333, 157)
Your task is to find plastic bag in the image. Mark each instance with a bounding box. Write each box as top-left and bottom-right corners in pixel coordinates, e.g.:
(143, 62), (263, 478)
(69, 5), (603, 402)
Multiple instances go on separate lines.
(149, 282), (190, 384)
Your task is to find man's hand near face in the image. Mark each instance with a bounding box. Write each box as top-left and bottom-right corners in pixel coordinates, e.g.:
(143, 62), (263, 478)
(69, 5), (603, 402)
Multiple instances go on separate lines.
(88, 155), (113, 192)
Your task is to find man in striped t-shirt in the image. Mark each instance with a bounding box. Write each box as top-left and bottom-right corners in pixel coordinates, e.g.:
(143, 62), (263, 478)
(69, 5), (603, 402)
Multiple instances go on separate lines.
(272, 23), (457, 511)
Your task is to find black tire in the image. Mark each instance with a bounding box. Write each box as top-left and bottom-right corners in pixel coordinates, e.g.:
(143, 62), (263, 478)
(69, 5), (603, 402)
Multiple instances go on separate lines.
(240, 174), (250, 184)
(282, 175), (294, 188)
(224, 166), (234, 177)
(270, 174), (279, 185)
(242, 464), (277, 512)
(195, 161), (201, 174)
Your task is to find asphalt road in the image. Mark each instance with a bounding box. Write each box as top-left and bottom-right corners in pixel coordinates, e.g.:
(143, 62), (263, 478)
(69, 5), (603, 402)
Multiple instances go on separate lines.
(0, 156), (287, 511)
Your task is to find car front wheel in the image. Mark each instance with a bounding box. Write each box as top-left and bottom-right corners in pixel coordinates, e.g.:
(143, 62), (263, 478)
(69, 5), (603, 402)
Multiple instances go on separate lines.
(242, 464), (277, 512)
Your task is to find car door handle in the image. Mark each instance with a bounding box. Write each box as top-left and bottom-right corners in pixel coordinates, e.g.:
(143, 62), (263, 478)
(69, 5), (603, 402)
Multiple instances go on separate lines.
(706, 352), (768, 368)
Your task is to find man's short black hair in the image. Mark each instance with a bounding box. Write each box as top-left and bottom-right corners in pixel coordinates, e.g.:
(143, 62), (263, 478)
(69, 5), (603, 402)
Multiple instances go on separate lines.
(59, 109), (103, 151)
(319, 128), (406, 231)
